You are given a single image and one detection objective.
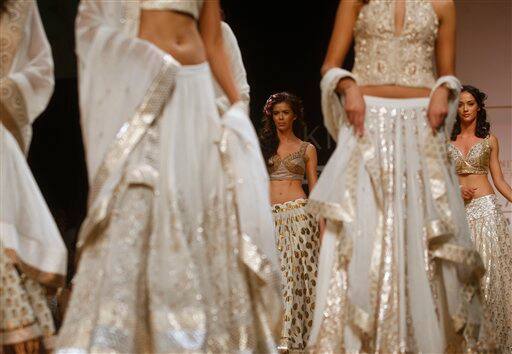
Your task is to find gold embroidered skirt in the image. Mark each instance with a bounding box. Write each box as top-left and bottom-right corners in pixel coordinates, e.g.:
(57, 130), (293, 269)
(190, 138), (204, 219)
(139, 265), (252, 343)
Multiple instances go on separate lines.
(56, 63), (281, 354)
(0, 248), (55, 353)
(272, 199), (319, 352)
(466, 194), (512, 352)
(307, 96), (494, 353)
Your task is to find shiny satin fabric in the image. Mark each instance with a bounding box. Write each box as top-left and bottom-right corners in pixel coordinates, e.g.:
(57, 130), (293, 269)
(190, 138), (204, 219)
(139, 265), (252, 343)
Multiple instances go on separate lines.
(465, 194), (512, 352)
(307, 96), (494, 353)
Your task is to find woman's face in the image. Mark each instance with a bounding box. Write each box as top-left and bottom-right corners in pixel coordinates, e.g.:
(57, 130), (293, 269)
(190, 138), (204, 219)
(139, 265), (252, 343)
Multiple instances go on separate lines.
(458, 91), (479, 125)
(272, 101), (295, 133)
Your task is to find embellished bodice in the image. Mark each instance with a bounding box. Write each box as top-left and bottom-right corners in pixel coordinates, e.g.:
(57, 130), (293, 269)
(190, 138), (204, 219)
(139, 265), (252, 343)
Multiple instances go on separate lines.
(352, 0), (438, 88)
(140, 0), (203, 19)
(269, 142), (311, 181)
(448, 137), (491, 175)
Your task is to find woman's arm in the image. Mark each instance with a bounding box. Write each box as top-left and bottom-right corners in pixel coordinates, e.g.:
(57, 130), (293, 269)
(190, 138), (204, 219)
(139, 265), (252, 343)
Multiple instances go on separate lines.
(433, 0), (456, 77)
(305, 144), (319, 192)
(489, 135), (512, 202)
(321, 0), (360, 76)
(199, 1), (240, 105)
(428, 0), (456, 131)
(322, 0), (365, 136)
(305, 144), (325, 238)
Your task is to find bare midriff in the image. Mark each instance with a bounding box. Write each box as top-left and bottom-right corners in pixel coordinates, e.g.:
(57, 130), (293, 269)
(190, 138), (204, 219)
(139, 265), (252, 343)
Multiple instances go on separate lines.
(459, 174), (495, 199)
(360, 85), (431, 98)
(139, 10), (206, 65)
(270, 180), (307, 205)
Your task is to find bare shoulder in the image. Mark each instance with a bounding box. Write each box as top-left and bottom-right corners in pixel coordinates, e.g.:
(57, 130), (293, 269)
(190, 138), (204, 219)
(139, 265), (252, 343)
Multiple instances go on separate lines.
(304, 142), (317, 158)
(430, 0), (455, 20)
(488, 134), (499, 147)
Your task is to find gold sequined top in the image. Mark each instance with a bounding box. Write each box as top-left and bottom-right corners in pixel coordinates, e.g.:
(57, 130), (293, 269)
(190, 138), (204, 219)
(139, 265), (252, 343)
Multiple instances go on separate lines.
(352, 0), (438, 88)
(140, 0), (203, 19)
(269, 142), (311, 181)
(448, 137), (491, 175)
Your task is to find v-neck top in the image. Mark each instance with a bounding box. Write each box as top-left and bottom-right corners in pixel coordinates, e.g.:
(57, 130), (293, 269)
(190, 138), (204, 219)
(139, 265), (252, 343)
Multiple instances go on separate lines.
(351, 0), (439, 88)
(448, 136), (491, 175)
(268, 142), (311, 181)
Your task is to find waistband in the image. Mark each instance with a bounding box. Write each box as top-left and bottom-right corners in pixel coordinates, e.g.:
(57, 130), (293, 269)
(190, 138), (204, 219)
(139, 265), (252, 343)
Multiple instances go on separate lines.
(465, 194), (497, 207)
(272, 198), (308, 212)
(177, 61), (210, 77)
(464, 194), (501, 220)
(363, 95), (430, 108)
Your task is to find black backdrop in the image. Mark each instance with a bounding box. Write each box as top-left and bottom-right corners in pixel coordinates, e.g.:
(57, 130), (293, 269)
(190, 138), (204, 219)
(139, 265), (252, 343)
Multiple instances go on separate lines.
(30, 0), (353, 276)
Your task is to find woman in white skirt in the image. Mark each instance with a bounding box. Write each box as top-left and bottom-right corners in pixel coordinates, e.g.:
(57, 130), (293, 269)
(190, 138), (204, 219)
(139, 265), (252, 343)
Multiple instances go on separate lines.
(1, 1), (67, 352)
(307, 0), (495, 352)
(55, 1), (281, 353)
(449, 85), (512, 352)
(260, 92), (321, 352)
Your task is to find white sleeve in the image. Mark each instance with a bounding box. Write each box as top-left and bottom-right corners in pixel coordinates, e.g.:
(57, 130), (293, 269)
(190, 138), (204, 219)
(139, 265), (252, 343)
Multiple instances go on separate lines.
(320, 67), (357, 141)
(0, 1), (54, 152)
(215, 22), (250, 115)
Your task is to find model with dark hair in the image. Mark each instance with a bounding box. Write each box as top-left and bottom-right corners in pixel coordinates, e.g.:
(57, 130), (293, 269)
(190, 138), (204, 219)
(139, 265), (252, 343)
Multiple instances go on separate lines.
(307, 0), (495, 352)
(260, 92), (321, 352)
(448, 85), (512, 352)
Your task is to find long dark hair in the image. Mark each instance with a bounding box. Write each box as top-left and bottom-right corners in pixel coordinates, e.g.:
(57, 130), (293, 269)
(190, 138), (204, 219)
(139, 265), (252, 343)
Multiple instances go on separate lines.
(0, 0), (10, 15)
(259, 92), (305, 164)
(451, 85), (490, 141)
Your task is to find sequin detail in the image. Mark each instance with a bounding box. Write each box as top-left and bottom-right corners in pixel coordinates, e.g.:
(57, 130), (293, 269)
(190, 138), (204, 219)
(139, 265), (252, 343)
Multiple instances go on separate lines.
(465, 194), (512, 352)
(448, 137), (490, 175)
(269, 142), (311, 181)
(272, 199), (319, 352)
(307, 96), (494, 353)
(352, 0), (438, 88)
(0, 248), (55, 348)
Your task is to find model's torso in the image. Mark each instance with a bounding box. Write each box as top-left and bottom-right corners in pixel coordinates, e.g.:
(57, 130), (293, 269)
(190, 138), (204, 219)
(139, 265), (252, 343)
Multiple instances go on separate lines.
(449, 136), (495, 199)
(353, 0), (438, 98)
(269, 141), (310, 205)
(138, 1), (206, 65)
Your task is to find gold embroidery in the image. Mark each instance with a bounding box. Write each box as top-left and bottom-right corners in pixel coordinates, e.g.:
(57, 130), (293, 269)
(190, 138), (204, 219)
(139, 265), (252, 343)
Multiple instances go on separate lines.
(0, 0), (32, 151)
(307, 98), (494, 352)
(77, 56), (179, 252)
(352, 0), (438, 88)
(448, 137), (490, 175)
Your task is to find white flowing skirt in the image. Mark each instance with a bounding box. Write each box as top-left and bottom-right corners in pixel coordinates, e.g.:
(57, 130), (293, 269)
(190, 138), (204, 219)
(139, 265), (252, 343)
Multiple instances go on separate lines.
(56, 63), (281, 354)
(308, 96), (492, 353)
(0, 125), (66, 349)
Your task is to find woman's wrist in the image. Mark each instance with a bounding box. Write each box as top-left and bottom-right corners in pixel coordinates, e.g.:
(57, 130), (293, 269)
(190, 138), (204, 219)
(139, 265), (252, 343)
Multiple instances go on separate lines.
(337, 77), (357, 94)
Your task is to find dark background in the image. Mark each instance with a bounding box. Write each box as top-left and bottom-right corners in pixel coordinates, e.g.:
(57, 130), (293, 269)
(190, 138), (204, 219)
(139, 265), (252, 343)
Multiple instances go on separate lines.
(31, 0), (353, 276)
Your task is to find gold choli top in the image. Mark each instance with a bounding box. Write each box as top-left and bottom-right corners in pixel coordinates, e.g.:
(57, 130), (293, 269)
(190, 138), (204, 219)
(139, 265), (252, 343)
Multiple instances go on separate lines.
(352, 0), (438, 88)
(140, 0), (203, 19)
(269, 142), (311, 181)
(448, 137), (491, 175)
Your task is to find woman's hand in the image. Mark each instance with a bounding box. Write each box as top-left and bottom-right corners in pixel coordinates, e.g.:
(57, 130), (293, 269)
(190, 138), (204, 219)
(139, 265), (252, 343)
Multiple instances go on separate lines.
(427, 85), (450, 132)
(460, 185), (476, 202)
(337, 78), (365, 136)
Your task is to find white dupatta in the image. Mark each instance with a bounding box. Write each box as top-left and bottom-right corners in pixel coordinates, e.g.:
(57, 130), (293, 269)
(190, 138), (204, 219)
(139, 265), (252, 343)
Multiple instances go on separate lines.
(0, 0), (66, 287)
